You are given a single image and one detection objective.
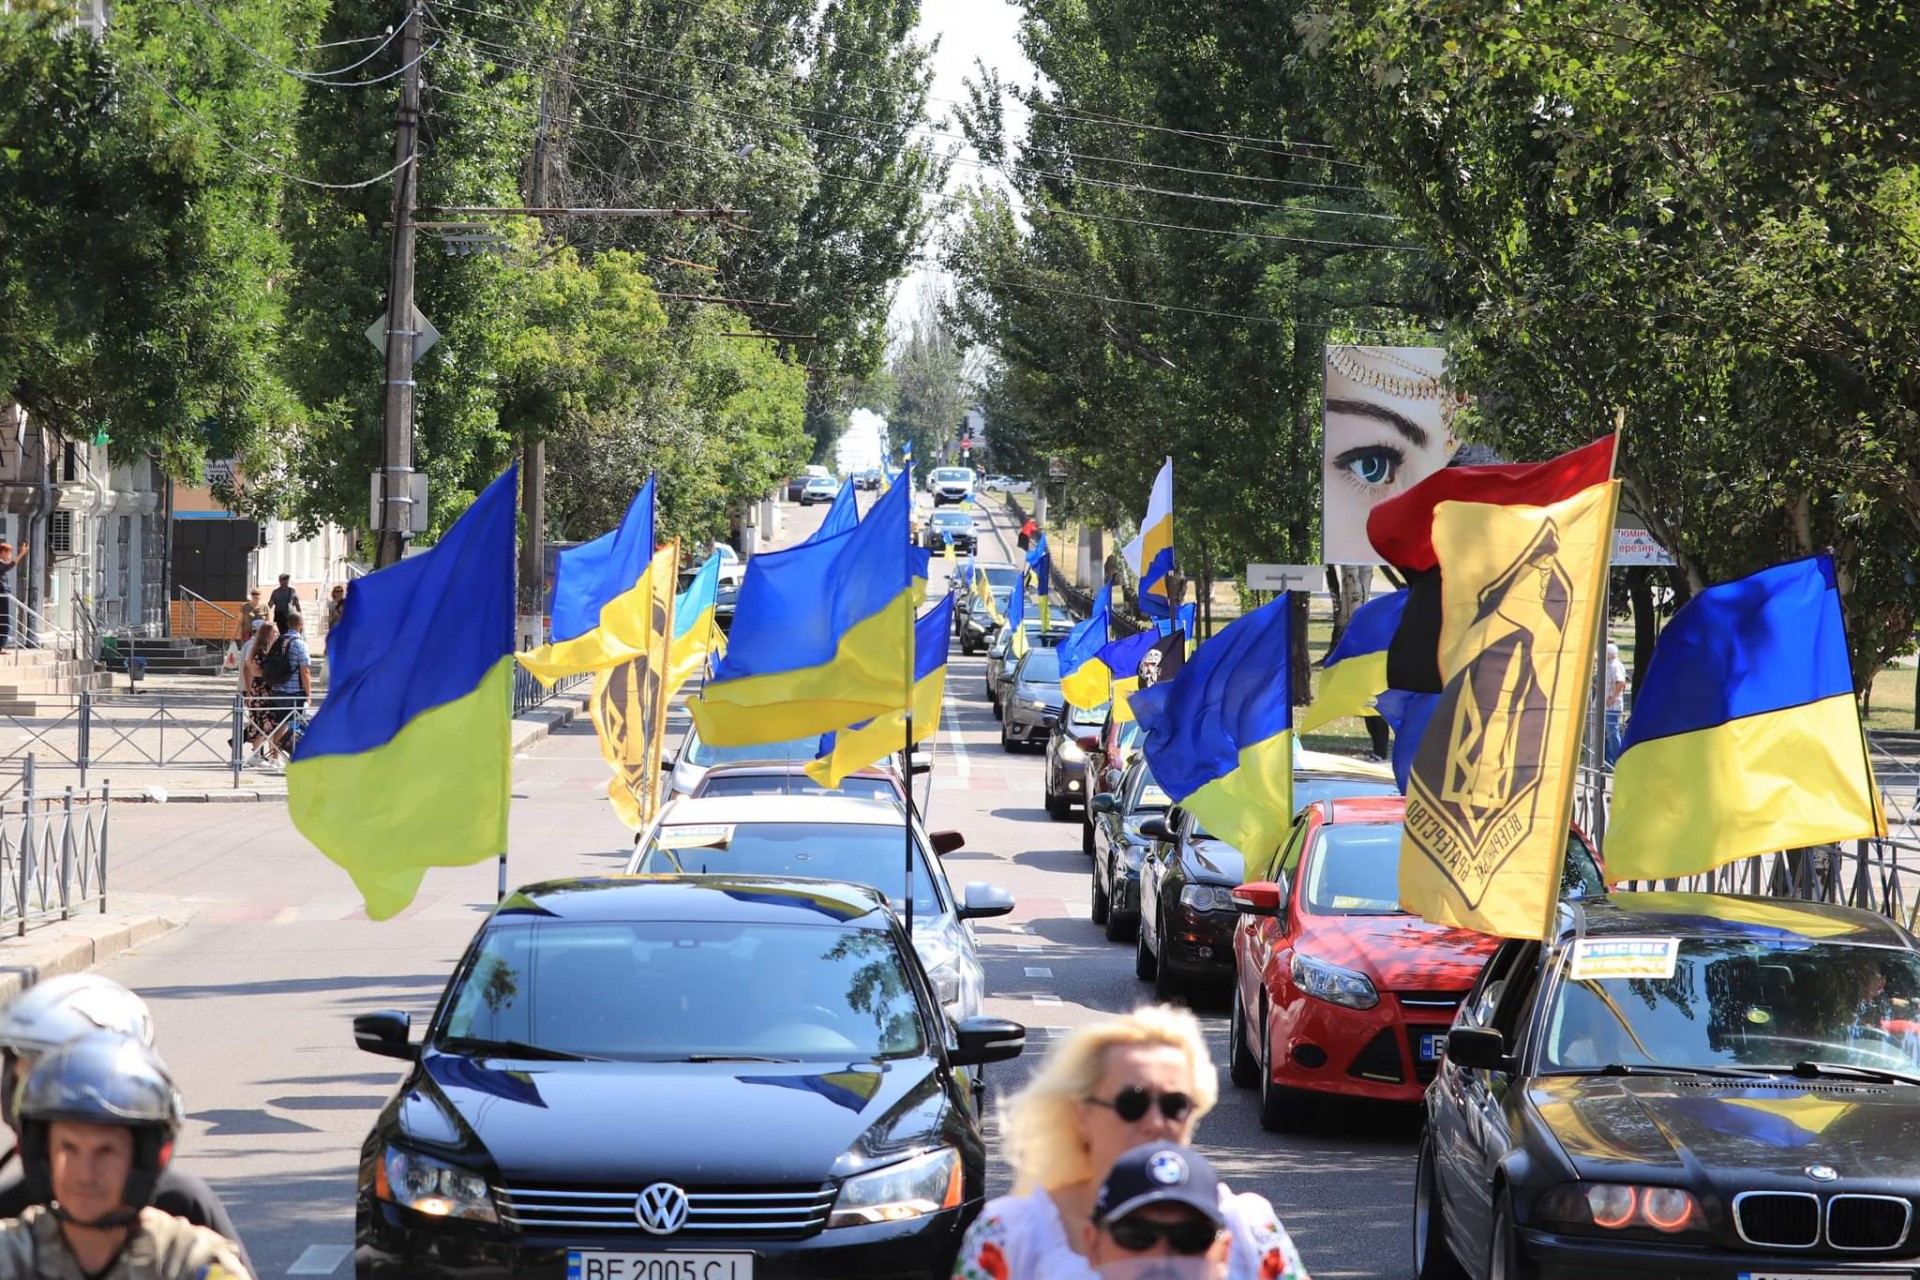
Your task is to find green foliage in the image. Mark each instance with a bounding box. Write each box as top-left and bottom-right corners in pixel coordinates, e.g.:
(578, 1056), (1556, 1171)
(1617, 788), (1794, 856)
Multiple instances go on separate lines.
(885, 289), (966, 472)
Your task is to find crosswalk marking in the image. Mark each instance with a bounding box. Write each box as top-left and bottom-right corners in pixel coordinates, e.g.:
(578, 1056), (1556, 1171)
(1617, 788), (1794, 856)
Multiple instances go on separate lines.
(288, 1244), (351, 1275)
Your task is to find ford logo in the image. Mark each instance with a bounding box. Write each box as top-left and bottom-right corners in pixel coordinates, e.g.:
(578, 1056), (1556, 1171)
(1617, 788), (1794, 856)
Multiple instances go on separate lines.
(635, 1182), (690, 1234)
(1806, 1164), (1840, 1183)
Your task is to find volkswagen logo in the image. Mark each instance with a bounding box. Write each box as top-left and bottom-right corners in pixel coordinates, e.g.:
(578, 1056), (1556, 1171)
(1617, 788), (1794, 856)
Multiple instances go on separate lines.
(634, 1182), (690, 1235)
(1806, 1164), (1840, 1183)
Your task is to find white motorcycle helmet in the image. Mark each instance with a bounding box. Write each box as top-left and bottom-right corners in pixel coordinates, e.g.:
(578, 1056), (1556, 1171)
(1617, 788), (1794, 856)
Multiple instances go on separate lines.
(0, 974), (154, 1129)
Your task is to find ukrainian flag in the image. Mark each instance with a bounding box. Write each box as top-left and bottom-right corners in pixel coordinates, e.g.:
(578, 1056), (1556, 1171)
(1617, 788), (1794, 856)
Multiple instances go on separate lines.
(666, 549), (727, 697)
(691, 471), (923, 746)
(1003, 568), (1029, 658)
(518, 476), (656, 684)
(1058, 582), (1113, 710)
(1606, 554), (1886, 882)
(1299, 589), (1407, 733)
(1026, 535), (1052, 628)
(971, 562), (1005, 628)
(1136, 458), (1175, 618)
(807, 480), (860, 544)
(807, 596), (953, 788)
(290, 467), (516, 921)
(1095, 629), (1161, 724)
(1128, 594), (1295, 861)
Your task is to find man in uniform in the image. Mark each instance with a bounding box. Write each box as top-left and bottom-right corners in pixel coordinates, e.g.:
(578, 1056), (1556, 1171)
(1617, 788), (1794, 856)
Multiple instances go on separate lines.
(0, 1031), (252, 1279)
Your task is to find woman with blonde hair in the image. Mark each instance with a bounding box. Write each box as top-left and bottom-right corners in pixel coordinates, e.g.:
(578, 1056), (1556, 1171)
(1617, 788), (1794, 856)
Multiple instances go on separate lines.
(953, 1005), (1309, 1280)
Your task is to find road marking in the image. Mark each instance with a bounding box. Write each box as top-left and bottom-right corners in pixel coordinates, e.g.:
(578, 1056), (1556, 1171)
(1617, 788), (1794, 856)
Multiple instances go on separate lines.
(943, 671), (971, 781)
(1031, 993), (1064, 1005)
(287, 1244), (351, 1275)
(1024, 966), (1054, 978)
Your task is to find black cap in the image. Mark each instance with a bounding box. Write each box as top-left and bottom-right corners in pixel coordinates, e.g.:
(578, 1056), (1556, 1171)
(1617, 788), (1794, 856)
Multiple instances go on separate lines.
(1093, 1142), (1225, 1227)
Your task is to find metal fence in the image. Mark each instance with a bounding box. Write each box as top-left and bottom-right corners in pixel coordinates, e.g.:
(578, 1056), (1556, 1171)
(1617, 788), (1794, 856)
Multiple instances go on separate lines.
(0, 757), (110, 936)
(513, 665), (590, 715)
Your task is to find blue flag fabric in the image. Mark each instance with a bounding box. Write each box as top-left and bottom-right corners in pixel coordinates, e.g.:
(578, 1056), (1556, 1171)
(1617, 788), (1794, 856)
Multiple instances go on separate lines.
(1057, 582), (1111, 680)
(808, 481), (860, 544)
(549, 475), (654, 643)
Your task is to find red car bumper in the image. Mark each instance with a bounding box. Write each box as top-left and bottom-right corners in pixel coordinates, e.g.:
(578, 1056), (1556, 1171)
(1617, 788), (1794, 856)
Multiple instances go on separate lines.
(1266, 991), (1458, 1104)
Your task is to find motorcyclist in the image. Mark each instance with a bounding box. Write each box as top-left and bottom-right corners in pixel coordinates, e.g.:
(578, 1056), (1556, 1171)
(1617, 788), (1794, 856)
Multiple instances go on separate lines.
(0, 976), (250, 1269)
(0, 1031), (252, 1278)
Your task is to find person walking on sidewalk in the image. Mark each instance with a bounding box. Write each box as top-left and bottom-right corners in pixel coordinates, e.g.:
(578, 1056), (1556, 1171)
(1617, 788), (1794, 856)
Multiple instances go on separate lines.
(243, 620), (280, 764)
(0, 538), (28, 653)
(266, 610), (312, 760)
(268, 574), (299, 633)
(236, 588), (268, 642)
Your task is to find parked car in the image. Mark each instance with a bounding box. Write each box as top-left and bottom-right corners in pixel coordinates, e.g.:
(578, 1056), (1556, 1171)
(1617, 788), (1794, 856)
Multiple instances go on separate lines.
(785, 464), (832, 501)
(1079, 711), (1144, 855)
(980, 475), (1009, 492)
(666, 724), (820, 800)
(1137, 760), (1400, 1003)
(986, 620), (1073, 714)
(689, 762), (905, 807)
(801, 475), (839, 505)
(1043, 699), (1108, 820)
(927, 466), (977, 506)
(352, 875), (1025, 1280)
(1000, 647), (1064, 752)
(923, 510), (977, 554)
(1227, 793), (1606, 1133)
(1416, 890), (1920, 1280)
(709, 541), (744, 588)
(1090, 758), (1173, 944)
(629, 795), (1015, 1023)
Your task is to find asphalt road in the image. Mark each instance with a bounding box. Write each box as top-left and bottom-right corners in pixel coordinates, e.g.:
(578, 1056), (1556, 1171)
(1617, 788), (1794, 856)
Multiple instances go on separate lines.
(78, 486), (1418, 1279)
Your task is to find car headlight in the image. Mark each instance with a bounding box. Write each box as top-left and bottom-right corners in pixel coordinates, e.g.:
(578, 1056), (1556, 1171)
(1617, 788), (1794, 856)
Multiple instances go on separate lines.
(919, 934), (964, 1009)
(1289, 951), (1380, 1010)
(829, 1147), (964, 1227)
(1021, 697), (1048, 710)
(1178, 884), (1236, 913)
(375, 1146), (499, 1223)
(1059, 739), (1086, 762)
(1535, 1182), (1707, 1237)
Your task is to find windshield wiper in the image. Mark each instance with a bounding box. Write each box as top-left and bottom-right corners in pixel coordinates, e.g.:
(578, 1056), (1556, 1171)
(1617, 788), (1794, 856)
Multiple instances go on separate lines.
(1585, 1062), (1771, 1079)
(439, 1037), (603, 1062)
(1773, 1061), (1920, 1087)
(678, 1054), (801, 1063)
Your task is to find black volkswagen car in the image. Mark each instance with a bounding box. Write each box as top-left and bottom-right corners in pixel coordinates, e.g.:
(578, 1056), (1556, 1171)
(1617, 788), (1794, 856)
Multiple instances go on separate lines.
(1089, 759), (1172, 944)
(353, 876), (1025, 1279)
(1420, 891), (1920, 1280)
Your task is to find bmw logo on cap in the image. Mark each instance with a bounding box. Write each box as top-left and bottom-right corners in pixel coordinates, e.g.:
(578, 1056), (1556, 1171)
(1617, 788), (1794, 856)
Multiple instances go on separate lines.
(1806, 1164), (1840, 1182)
(1148, 1151), (1188, 1186)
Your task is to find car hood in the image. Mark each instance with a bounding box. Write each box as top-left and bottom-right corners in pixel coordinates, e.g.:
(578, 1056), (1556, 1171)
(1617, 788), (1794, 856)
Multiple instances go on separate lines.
(1294, 913), (1495, 990)
(1530, 1075), (1920, 1181)
(402, 1054), (949, 1185)
(1181, 838), (1245, 886)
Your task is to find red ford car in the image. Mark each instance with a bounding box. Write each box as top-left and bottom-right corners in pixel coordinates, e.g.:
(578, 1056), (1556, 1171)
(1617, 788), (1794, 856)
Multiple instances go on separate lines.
(1227, 796), (1605, 1132)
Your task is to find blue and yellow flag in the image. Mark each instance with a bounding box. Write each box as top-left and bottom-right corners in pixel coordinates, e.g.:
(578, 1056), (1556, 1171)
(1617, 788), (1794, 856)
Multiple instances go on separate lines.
(1128, 459), (1175, 618)
(1059, 582), (1113, 710)
(667, 549), (727, 697)
(291, 467), (516, 920)
(1004, 566), (1029, 659)
(1026, 535), (1052, 629)
(1606, 555), (1885, 882)
(691, 471), (923, 746)
(1089, 629), (1161, 724)
(808, 481), (860, 544)
(1129, 594), (1296, 862)
(518, 476), (655, 684)
(807, 596), (954, 789)
(1300, 589), (1407, 733)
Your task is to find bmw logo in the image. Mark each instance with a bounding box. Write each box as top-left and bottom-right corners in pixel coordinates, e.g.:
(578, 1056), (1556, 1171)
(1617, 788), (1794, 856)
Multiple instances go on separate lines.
(1806, 1165), (1840, 1183)
(1147, 1152), (1188, 1186)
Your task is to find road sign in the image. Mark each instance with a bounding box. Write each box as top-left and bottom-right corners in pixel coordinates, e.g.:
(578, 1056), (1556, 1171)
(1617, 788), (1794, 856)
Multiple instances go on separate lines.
(369, 470), (431, 535)
(203, 458), (236, 487)
(1246, 563), (1323, 593)
(364, 306), (441, 360)
(1047, 457), (1067, 480)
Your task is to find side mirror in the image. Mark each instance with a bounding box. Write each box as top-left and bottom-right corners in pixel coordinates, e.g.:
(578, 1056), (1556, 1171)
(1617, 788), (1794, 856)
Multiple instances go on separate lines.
(1091, 792), (1119, 815)
(1075, 734), (1100, 752)
(1231, 881), (1284, 918)
(930, 829), (966, 856)
(951, 1016), (1026, 1066)
(1137, 816), (1173, 843)
(1446, 1027), (1513, 1073)
(354, 1010), (417, 1061)
(958, 882), (1015, 920)
(1166, 805), (1188, 833)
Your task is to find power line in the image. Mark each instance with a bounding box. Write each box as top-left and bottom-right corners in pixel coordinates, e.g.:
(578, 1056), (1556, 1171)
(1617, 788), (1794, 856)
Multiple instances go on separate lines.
(180, 0), (426, 86)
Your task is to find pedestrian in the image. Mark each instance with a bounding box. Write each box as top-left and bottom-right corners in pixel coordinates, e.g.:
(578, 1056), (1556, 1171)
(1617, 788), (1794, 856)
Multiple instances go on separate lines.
(243, 620), (281, 765)
(236, 587), (268, 643)
(1603, 641), (1628, 766)
(1018, 517), (1038, 552)
(951, 1005), (1310, 1280)
(1083, 1142), (1234, 1280)
(268, 573), (299, 632)
(0, 977), (251, 1271)
(325, 582), (347, 631)
(266, 610), (311, 761)
(0, 1031), (254, 1279)
(0, 537), (28, 653)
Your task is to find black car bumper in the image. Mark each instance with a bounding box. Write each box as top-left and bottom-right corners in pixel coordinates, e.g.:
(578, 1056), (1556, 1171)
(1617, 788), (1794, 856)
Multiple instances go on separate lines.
(359, 1201), (974, 1280)
(1517, 1226), (1917, 1279)
(1159, 911), (1237, 982)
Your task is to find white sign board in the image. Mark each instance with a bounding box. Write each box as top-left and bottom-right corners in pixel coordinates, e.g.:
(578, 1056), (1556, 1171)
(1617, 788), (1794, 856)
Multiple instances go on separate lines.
(1612, 521), (1674, 566)
(1246, 563), (1323, 593)
(202, 458), (236, 487)
(369, 471), (431, 535)
(364, 306), (441, 360)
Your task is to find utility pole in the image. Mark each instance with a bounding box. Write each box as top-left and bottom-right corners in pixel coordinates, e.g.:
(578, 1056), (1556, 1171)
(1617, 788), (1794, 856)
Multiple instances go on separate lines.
(519, 80), (554, 613)
(375, 0), (424, 568)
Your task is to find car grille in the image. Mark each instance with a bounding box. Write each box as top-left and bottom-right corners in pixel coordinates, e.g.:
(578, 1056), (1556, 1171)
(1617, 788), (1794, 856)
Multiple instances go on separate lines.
(1347, 1028), (1403, 1084)
(1827, 1196), (1912, 1251)
(500, 1182), (836, 1238)
(1734, 1192), (1821, 1248)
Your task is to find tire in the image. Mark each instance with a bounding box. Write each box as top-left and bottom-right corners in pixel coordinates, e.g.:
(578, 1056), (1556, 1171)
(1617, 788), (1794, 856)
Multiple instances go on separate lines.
(1489, 1192), (1529, 1280)
(1134, 918), (1157, 981)
(1046, 786), (1071, 821)
(991, 697), (1003, 722)
(1257, 1020), (1300, 1132)
(1152, 940), (1184, 1003)
(1414, 1134), (1469, 1280)
(1228, 983), (1260, 1089)
(1091, 875), (1110, 926)
(1001, 722), (1016, 753)
(1104, 872), (1134, 942)
(1082, 814), (1095, 857)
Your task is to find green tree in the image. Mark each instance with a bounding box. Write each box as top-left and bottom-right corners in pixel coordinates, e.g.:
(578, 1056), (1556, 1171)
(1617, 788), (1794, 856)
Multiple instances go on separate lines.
(886, 287), (967, 472)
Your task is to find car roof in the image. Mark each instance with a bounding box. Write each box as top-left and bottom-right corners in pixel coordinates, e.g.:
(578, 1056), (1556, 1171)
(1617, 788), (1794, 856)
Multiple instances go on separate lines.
(1320, 795), (1408, 824)
(1572, 891), (1915, 947)
(657, 794), (910, 827)
(1296, 749), (1394, 781)
(699, 763), (894, 783)
(495, 875), (893, 926)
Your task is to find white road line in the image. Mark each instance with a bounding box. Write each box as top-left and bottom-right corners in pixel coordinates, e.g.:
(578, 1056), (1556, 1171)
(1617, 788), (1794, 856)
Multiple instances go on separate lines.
(287, 1244), (352, 1276)
(1032, 993), (1064, 1005)
(942, 670), (971, 781)
(1024, 966), (1054, 978)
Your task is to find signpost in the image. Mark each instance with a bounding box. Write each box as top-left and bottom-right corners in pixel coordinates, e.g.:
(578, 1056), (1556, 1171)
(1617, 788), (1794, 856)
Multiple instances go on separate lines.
(1246, 563), (1322, 593)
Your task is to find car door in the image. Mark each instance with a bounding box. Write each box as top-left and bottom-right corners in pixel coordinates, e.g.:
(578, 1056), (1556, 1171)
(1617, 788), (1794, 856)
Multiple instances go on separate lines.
(1240, 814), (1312, 1027)
(1139, 815), (1173, 951)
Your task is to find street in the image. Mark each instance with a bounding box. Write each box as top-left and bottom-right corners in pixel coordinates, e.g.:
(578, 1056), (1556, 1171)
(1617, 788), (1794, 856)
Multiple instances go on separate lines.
(84, 492), (1416, 1280)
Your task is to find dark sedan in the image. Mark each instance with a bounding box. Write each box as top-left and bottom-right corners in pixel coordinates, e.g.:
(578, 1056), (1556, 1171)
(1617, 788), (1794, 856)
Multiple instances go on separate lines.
(1135, 764), (1398, 1001)
(354, 876), (1025, 1280)
(1000, 648), (1063, 751)
(1421, 891), (1920, 1280)
(1090, 759), (1172, 944)
(1042, 699), (1107, 820)
(1079, 712), (1142, 856)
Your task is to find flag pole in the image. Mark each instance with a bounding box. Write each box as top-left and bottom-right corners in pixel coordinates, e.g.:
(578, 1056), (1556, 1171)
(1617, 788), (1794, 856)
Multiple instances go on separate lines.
(903, 479), (916, 933)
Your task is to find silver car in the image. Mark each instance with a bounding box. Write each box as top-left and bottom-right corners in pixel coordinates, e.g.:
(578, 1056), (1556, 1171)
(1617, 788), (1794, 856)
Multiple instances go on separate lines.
(665, 723), (819, 800)
(1001, 647), (1064, 751)
(987, 621), (1073, 717)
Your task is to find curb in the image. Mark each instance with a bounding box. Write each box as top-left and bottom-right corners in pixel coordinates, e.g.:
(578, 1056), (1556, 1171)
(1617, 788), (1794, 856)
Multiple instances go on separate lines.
(0, 913), (182, 1002)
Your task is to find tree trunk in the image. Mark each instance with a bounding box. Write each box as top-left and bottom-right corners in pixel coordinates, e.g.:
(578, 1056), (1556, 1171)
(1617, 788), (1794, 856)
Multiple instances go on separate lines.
(1626, 566), (1654, 711)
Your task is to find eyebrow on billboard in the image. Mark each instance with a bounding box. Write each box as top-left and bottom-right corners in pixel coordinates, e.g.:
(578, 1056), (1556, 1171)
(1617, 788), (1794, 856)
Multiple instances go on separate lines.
(1324, 398), (1431, 449)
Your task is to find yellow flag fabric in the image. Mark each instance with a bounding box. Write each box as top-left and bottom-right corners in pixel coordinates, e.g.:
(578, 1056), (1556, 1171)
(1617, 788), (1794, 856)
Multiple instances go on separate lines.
(805, 666), (946, 790)
(1059, 658), (1112, 713)
(586, 546), (677, 831)
(1399, 478), (1619, 940)
(517, 582), (657, 685)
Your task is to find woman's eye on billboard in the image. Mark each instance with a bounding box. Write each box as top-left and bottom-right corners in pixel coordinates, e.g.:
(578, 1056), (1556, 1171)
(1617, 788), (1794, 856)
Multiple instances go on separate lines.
(1322, 346), (1464, 564)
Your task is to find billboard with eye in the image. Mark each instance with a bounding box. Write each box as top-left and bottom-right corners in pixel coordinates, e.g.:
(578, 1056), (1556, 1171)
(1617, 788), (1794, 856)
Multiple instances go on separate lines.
(1322, 346), (1466, 564)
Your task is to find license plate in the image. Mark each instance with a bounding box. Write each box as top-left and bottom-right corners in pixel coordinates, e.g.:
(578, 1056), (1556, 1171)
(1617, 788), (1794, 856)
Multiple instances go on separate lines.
(568, 1253), (753, 1280)
(1740, 1274), (1914, 1280)
(1418, 1033), (1446, 1062)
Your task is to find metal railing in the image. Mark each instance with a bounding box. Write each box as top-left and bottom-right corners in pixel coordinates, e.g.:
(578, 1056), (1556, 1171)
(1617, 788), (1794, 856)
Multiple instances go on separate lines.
(513, 665), (590, 715)
(0, 757), (110, 936)
(0, 592), (81, 653)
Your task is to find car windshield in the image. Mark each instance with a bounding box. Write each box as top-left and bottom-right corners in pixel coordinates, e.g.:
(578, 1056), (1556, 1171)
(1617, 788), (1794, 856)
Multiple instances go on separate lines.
(1294, 775), (1399, 809)
(1065, 702), (1107, 728)
(933, 468), (972, 482)
(1129, 767), (1171, 813)
(439, 920), (926, 1062)
(933, 514), (972, 528)
(632, 822), (942, 920)
(697, 774), (899, 804)
(682, 731), (817, 768)
(978, 566), (1021, 590)
(1541, 937), (1920, 1077)
(1304, 823), (1606, 916)
(1018, 651), (1062, 683)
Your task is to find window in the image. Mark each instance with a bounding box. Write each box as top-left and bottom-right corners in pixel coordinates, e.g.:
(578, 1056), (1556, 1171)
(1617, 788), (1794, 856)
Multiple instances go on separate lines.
(49, 510), (72, 554)
(633, 821), (945, 921)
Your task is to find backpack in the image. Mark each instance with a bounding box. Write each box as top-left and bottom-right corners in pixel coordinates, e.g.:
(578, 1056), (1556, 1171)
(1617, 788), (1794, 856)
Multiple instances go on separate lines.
(260, 636), (295, 687)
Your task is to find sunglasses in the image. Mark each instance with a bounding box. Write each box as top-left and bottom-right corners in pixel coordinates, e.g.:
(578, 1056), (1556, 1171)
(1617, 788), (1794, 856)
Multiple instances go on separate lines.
(1084, 1086), (1195, 1124)
(1106, 1216), (1222, 1256)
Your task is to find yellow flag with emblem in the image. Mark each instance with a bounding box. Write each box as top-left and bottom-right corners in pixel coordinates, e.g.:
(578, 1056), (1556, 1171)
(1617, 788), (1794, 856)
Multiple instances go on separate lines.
(587, 543), (678, 830)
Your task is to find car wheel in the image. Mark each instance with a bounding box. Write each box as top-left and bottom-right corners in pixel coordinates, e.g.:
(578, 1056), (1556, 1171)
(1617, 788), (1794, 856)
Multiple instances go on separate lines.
(1488, 1191), (1529, 1280)
(1046, 789), (1071, 821)
(1152, 937), (1183, 1003)
(1091, 876), (1110, 926)
(1414, 1133), (1469, 1280)
(1134, 919), (1156, 981)
(991, 697), (1003, 722)
(1228, 983), (1260, 1089)
(1104, 876), (1134, 943)
(1257, 1019), (1301, 1133)
(1081, 814), (1095, 857)
(1001, 722), (1015, 753)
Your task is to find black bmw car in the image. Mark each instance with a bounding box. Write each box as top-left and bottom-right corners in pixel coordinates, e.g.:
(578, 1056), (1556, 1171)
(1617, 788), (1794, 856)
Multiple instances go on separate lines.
(1421, 890), (1920, 1280)
(354, 876), (1025, 1279)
